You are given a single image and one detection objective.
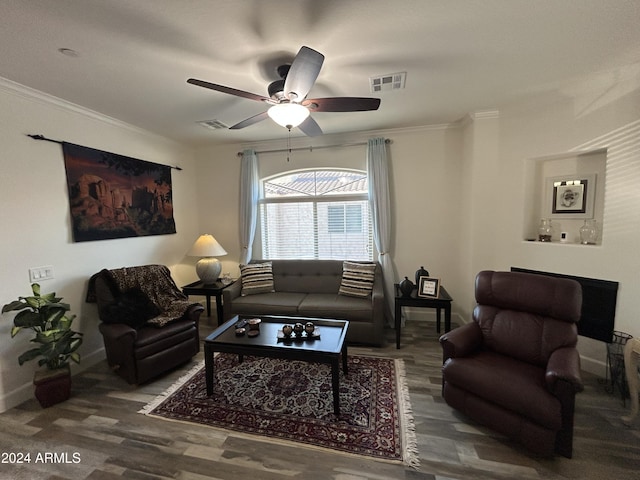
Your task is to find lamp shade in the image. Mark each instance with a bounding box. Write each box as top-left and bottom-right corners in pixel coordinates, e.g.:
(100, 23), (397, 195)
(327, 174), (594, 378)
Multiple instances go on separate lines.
(268, 103), (310, 128)
(187, 234), (227, 284)
(187, 234), (227, 257)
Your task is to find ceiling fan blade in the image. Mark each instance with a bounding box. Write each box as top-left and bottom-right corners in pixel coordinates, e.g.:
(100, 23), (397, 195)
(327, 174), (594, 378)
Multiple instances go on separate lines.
(298, 116), (323, 137)
(303, 97), (381, 112)
(229, 111), (270, 130)
(187, 78), (270, 103)
(284, 46), (324, 101)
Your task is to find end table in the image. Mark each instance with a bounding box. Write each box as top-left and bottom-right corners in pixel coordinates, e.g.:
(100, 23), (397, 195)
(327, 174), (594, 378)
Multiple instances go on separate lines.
(394, 284), (453, 349)
(182, 280), (232, 326)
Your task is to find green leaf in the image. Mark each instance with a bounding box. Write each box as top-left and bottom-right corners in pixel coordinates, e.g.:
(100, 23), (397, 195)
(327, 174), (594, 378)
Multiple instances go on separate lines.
(2, 300), (29, 313)
(31, 283), (41, 296)
(40, 292), (57, 302)
(68, 337), (83, 354)
(24, 297), (43, 309)
(18, 348), (43, 366)
(13, 310), (45, 329)
(10, 326), (22, 337)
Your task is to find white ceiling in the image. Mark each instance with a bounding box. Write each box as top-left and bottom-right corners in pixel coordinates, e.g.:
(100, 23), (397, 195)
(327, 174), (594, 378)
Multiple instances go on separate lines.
(1, 0), (639, 147)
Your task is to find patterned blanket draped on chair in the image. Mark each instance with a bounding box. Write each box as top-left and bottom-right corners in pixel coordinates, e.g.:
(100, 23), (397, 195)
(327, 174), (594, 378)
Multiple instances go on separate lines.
(89, 265), (198, 327)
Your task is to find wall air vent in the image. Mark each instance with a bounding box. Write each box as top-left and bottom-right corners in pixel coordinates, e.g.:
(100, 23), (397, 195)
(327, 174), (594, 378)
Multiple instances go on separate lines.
(197, 119), (229, 130)
(369, 72), (406, 93)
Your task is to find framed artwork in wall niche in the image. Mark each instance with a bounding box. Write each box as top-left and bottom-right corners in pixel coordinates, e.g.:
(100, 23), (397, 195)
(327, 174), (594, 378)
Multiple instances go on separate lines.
(547, 174), (596, 219)
(418, 277), (441, 298)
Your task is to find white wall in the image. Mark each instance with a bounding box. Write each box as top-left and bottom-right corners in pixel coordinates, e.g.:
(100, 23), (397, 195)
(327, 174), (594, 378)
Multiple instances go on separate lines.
(0, 80), (201, 411)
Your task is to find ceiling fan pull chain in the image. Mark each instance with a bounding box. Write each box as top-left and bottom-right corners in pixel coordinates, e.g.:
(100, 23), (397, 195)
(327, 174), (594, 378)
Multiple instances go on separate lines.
(287, 128), (292, 162)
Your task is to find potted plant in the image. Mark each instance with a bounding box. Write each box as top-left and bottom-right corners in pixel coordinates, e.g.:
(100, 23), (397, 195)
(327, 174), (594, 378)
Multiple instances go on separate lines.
(2, 283), (83, 407)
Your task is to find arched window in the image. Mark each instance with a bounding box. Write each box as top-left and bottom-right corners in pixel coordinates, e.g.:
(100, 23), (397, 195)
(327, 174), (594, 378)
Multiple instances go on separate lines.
(259, 169), (373, 260)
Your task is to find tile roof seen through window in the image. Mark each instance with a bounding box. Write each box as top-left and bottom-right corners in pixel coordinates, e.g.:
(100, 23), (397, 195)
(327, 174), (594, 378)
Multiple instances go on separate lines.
(264, 171), (367, 198)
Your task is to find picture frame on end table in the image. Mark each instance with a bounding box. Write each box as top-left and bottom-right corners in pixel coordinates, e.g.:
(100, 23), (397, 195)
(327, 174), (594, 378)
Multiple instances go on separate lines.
(418, 277), (441, 298)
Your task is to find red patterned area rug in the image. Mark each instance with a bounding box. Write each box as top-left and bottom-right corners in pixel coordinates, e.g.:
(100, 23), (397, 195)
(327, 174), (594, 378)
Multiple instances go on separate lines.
(139, 354), (418, 467)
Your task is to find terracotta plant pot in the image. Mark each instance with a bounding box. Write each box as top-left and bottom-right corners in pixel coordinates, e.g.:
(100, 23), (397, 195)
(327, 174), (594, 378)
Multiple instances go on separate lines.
(33, 365), (71, 408)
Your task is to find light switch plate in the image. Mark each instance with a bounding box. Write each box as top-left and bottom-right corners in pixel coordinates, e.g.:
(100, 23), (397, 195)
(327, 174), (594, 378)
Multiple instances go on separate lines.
(29, 265), (54, 282)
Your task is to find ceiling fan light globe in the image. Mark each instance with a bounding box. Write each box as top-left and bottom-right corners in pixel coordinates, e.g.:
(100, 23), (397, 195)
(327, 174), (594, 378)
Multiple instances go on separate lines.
(268, 103), (309, 129)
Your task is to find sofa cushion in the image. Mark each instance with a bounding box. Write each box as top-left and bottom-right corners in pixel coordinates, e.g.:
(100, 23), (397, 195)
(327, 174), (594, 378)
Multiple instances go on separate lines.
(299, 293), (373, 322)
(240, 262), (275, 296)
(269, 259), (344, 293)
(338, 261), (376, 298)
(231, 292), (306, 316)
(443, 350), (562, 430)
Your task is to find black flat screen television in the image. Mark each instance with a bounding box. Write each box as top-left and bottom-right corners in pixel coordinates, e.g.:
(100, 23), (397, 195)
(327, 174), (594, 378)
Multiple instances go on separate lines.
(510, 267), (619, 343)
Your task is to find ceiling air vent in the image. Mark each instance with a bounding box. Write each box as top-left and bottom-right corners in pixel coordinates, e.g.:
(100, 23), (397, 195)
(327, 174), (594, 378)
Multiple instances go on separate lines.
(197, 119), (228, 130)
(370, 72), (406, 93)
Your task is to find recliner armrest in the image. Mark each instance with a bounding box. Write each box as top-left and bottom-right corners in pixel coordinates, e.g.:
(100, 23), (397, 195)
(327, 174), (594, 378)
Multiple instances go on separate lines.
(186, 303), (205, 321)
(546, 347), (584, 393)
(439, 322), (483, 362)
(98, 322), (137, 341)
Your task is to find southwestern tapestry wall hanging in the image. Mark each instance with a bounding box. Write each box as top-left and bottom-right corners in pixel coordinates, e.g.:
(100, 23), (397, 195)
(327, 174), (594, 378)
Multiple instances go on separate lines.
(63, 142), (176, 242)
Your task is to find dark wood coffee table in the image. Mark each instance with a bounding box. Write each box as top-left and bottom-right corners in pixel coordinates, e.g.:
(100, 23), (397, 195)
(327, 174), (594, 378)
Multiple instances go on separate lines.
(204, 315), (349, 415)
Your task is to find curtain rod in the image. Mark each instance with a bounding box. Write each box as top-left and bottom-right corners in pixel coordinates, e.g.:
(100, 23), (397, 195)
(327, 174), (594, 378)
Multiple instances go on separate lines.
(27, 134), (183, 171)
(236, 138), (391, 157)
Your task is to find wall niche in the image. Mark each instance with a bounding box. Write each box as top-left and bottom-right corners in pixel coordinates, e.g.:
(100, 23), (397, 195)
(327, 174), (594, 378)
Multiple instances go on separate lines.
(523, 149), (606, 245)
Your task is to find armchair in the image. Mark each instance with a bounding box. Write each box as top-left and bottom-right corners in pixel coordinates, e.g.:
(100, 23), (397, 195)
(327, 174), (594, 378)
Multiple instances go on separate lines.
(88, 265), (204, 384)
(439, 270), (583, 457)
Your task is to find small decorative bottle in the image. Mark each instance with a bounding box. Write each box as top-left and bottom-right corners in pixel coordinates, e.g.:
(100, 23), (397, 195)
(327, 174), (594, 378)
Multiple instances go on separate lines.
(399, 277), (414, 297)
(415, 266), (430, 285)
(538, 218), (552, 242)
(580, 219), (598, 245)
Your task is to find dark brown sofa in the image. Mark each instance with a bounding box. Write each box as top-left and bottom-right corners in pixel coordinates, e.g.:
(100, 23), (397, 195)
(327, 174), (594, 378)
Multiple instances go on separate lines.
(88, 265), (204, 384)
(223, 259), (385, 346)
(439, 270), (583, 457)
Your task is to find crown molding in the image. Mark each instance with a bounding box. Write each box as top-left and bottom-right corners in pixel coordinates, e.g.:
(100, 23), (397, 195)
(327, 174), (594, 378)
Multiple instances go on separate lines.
(459, 109), (500, 127)
(239, 122), (460, 152)
(0, 76), (182, 148)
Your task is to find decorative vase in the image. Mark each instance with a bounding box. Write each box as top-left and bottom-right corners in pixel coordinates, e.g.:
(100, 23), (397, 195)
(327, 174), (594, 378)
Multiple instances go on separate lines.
(293, 322), (304, 336)
(282, 324), (293, 337)
(415, 266), (429, 285)
(399, 277), (414, 297)
(580, 219), (598, 245)
(538, 218), (552, 242)
(305, 322), (315, 335)
(33, 365), (71, 408)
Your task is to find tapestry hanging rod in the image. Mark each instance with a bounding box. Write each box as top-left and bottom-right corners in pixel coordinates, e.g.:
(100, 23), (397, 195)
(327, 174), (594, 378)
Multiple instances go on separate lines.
(27, 134), (183, 170)
(236, 138), (391, 157)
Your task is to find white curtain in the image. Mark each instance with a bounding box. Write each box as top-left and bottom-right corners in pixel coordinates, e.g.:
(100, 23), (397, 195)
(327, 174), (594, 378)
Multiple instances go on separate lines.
(367, 138), (394, 325)
(239, 149), (258, 264)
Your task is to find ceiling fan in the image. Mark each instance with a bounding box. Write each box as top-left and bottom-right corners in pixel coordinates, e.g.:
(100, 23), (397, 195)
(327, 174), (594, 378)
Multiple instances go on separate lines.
(187, 46), (381, 137)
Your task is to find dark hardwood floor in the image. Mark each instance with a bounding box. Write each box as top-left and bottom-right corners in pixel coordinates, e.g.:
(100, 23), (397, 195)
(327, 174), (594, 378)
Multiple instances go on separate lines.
(1, 319), (638, 480)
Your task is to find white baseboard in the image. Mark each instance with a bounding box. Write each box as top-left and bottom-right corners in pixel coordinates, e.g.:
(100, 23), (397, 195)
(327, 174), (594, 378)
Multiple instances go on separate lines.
(0, 347), (105, 413)
(580, 354), (607, 378)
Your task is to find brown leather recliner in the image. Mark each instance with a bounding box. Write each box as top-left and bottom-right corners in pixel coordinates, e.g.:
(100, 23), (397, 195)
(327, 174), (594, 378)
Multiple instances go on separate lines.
(439, 270), (583, 457)
(88, 265), (204, 385)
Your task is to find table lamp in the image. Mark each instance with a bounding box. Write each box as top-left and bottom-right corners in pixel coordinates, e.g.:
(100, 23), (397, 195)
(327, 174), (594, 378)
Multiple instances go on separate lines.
(187, 234), (227, 284)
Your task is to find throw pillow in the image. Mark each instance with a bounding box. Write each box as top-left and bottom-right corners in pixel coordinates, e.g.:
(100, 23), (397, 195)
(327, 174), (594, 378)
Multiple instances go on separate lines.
(338, 261), (376, 298)
(99, 288), (161, 328)
(240, 262), (275, 296)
